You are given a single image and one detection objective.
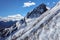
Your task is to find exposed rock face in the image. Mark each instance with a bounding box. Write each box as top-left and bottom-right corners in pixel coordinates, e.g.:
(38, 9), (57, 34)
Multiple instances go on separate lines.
(26, 3), (47, 18)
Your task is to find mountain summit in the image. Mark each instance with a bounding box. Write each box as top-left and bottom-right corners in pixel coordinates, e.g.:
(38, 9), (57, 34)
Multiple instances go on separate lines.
(26, 3), (48, 18)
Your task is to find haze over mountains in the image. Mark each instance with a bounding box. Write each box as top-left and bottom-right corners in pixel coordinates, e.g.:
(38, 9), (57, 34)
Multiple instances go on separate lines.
(0, 1), (60, 40)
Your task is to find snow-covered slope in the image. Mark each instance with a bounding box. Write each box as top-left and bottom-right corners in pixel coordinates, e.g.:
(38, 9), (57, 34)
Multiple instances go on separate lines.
(11, 1), (60, 40)
(0, 1), (60, 40)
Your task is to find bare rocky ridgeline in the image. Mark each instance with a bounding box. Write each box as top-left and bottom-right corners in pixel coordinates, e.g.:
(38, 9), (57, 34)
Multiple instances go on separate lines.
(0, 1), (60, 40)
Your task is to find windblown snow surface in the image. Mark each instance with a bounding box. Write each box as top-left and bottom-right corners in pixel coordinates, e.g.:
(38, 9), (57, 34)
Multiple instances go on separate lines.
(0, 1), (60, 40)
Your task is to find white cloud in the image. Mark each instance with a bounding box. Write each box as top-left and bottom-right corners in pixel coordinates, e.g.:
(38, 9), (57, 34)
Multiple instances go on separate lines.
(8, 14), (23, 18)
(2, 14), (24, 21)
(23, 1), (36, 7)
(7, 14), (24, 20)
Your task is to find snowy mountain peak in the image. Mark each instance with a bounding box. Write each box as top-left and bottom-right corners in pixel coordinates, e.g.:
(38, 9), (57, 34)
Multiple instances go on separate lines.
(26, 3), (48, 18)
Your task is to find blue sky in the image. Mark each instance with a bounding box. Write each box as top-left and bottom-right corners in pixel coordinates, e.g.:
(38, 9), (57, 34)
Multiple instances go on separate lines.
(0, 0), (60, 17)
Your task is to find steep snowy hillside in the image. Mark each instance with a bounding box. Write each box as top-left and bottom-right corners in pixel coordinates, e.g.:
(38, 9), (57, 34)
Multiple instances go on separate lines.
(10, 1), (60, 40)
